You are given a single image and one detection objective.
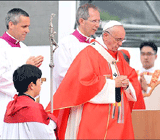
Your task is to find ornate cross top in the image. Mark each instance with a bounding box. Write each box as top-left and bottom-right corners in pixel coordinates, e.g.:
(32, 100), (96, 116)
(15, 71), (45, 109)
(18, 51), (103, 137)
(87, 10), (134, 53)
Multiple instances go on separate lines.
(113, 73), (117, 77)
(112, 61), (117, 65)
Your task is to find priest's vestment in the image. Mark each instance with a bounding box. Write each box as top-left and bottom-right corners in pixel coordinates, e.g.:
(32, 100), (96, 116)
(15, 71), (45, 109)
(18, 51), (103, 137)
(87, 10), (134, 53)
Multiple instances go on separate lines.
(46, 40), (143, 139)
(53, 29), (91, 95)
(0, 32), (31, 137)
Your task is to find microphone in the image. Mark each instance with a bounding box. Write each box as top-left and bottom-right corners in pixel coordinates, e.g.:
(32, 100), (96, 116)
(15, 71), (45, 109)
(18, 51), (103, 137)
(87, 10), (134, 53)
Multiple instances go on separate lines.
(115, 87), (121, 102)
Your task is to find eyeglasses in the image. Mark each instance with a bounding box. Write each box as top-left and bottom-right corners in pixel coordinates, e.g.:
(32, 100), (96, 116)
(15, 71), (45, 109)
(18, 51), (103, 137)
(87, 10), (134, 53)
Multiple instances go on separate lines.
(140, 52), (156, 56)
(105, 31), (126, 43)
(87, 19), (101, 24)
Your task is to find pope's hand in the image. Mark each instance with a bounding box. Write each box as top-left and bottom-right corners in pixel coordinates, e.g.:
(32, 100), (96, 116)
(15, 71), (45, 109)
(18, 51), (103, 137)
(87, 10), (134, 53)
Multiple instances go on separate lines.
(115, 75), (129, 88)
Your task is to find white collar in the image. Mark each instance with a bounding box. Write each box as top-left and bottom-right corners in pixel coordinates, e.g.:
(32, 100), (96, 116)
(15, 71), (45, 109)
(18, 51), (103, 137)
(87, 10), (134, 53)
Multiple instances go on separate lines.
(95, 36), (107, 49)
(77, 28), (90, 41)
(6, 32), (20, 44)
(140, 66), (155, 73)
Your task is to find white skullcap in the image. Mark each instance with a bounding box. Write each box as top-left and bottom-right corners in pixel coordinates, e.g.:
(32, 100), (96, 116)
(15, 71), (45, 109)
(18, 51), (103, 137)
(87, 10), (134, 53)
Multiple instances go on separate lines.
(103, 20), (122, 31)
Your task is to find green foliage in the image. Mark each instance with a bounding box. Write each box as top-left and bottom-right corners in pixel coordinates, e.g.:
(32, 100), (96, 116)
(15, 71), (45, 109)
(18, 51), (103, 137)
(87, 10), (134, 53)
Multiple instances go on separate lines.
(100, 11), (120, 21)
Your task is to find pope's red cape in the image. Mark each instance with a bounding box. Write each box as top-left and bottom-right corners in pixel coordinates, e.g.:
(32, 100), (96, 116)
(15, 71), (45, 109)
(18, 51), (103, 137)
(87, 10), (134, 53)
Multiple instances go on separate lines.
(46, 41), (145, 139)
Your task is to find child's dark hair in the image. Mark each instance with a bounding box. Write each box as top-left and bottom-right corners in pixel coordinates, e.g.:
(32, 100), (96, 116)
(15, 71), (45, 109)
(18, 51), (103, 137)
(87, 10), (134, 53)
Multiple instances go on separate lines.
(13, 64), (42, 94)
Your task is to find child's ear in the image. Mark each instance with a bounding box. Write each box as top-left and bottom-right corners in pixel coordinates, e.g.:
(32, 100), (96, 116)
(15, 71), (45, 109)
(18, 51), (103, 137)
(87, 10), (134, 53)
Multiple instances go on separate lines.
(28, 82), (34, 90)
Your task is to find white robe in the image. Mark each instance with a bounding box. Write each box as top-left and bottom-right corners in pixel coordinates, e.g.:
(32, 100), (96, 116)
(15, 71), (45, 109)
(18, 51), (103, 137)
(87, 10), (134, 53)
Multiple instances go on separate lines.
(2, 120), (56, 139)
(0, 38), (31, 138)
(53, 31), (89, 94)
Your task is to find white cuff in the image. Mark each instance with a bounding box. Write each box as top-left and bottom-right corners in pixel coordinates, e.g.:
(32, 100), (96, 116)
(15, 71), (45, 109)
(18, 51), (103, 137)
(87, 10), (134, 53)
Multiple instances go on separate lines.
(125, 82), (137, 101)
(89, 79), (115, 104)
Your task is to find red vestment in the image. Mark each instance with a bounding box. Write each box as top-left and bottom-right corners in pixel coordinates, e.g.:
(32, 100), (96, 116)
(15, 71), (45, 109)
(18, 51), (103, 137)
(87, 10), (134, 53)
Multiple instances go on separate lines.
(46, 40), (145, 139)
(4, 94), (56, 124)
(3, 94), (57, 139)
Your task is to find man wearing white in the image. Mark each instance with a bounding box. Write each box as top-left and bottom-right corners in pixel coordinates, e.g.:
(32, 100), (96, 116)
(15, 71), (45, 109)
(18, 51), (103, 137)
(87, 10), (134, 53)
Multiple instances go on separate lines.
(51, 3), (100, 97)
(137, 42), (160, 109)
(0, 8), (43, 137)
(137, 42), (160, 96)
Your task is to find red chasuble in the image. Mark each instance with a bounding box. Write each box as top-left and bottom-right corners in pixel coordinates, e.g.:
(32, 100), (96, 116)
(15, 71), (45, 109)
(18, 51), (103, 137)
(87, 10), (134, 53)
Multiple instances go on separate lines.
(46, 40), (145, 139)
(4, 95), (56, 125)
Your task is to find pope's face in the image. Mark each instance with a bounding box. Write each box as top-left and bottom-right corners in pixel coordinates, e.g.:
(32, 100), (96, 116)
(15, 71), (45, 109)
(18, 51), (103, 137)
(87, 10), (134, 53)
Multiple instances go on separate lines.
(103, 26), (126, 52)
(8, 15), (30, 41)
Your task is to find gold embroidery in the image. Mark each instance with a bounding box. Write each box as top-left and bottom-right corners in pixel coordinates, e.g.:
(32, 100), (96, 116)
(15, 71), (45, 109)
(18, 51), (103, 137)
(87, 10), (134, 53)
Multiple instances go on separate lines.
(104, 104), (111, 140)
(150, 70), (160, 87)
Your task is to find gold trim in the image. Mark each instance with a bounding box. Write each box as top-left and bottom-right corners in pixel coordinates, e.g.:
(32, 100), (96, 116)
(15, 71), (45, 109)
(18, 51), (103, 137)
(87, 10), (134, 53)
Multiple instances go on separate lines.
(143, 81), (160, 97)
(45, 100), (90, 113)
(104, 104), (111, 140)
(46, 81), (108, 112)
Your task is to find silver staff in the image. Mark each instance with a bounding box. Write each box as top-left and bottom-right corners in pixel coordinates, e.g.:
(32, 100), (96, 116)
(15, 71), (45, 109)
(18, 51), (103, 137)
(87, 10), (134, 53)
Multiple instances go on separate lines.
(49, 13), (58, 113)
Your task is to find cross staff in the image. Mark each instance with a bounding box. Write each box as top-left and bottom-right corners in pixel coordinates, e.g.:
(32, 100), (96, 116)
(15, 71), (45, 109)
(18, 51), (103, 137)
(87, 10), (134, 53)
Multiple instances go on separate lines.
(49, 13), (58, 113)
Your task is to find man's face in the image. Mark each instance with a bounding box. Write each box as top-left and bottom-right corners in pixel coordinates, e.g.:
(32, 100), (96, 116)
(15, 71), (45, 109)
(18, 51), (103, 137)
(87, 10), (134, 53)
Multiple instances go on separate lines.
(8, 15), (30, 41)
(140, 46), (157, 69)
(81, 8), (100, 37)
(33, 78), (42, 98)
(103, 26), (126, 52)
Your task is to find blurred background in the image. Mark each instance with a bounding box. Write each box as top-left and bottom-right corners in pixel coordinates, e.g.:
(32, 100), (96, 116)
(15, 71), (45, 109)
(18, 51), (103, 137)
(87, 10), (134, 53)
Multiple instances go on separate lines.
(0, 1), (160, 107)
(80, 1), (160, 47)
